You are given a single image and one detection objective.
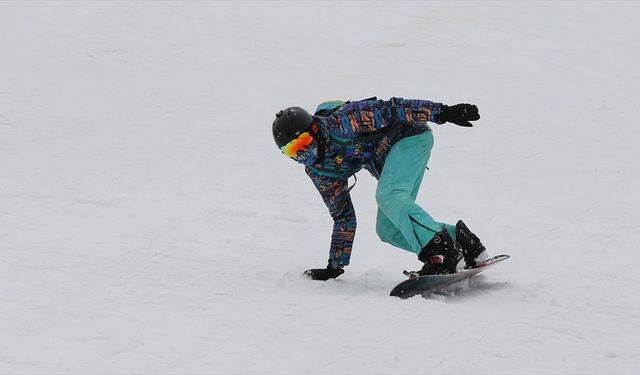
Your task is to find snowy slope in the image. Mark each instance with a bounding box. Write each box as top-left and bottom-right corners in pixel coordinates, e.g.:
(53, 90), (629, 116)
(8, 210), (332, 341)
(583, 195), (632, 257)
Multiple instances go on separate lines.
(1, 1), (639, 373)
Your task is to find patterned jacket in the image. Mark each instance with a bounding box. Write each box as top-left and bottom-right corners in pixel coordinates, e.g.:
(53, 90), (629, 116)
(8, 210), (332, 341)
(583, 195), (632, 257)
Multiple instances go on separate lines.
(305, 97), (446, 267)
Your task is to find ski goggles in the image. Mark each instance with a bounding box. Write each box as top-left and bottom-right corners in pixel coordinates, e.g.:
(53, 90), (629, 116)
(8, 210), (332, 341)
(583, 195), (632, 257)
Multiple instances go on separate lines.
(280, 132), (315, 159)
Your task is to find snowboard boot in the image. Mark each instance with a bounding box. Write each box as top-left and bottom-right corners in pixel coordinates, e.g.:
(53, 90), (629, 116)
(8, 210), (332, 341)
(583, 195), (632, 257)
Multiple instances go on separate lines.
(417, 226), (465, 275)
(456, 220), (488, 269)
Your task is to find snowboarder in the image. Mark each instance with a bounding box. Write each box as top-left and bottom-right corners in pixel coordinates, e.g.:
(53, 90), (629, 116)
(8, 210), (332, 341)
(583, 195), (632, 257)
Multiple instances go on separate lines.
(272, 97), (488, 280)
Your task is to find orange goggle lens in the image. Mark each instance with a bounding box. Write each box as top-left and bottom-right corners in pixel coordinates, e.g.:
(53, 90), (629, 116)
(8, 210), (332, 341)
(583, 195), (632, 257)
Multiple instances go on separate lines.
(280, 132), (314, 158)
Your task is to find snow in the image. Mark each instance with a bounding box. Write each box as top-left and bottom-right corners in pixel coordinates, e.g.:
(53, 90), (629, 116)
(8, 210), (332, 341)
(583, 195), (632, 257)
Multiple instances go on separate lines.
(1, 1), (639, 373)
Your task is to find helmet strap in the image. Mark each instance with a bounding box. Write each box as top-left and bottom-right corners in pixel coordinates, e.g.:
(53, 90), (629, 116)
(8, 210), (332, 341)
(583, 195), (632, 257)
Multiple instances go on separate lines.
(309, 121), (326, 163)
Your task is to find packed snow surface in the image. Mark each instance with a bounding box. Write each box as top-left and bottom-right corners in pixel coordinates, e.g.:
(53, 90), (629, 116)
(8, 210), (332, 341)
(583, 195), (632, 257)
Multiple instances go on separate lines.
(1, 1), (639, 373)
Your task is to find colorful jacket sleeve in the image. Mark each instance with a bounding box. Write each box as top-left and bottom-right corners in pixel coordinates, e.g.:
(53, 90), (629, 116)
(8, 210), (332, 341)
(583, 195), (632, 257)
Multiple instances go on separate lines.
(304, 168), (356, 267)
(326, 97), (446, 137)
(386, 97), (446, 124)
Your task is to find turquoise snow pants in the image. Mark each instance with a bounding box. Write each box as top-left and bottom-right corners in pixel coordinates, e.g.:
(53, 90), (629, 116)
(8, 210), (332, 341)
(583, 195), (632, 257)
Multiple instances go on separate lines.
(375, 131), (457, 255)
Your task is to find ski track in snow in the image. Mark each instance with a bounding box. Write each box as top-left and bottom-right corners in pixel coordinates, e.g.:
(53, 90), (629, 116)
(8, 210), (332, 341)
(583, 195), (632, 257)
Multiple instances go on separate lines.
(1, 1), (640, 374)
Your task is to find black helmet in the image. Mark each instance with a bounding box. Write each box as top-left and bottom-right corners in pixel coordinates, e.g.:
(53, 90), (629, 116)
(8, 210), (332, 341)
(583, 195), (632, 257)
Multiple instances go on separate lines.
(272, 106), (314, 148)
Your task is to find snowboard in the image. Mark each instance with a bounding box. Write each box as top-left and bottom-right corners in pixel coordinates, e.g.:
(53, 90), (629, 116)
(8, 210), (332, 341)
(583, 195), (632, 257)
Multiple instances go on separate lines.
(390, 254), (510, 299)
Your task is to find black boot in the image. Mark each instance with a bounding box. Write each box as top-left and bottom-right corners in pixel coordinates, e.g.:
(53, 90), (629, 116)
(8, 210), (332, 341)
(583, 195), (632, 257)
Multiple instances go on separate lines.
(456, 220), (488, 269)
(418, 226), (464, 275)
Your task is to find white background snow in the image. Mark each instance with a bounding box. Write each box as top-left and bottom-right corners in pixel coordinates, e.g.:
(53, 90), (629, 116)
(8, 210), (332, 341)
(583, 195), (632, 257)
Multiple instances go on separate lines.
(1, 1), (639, 373)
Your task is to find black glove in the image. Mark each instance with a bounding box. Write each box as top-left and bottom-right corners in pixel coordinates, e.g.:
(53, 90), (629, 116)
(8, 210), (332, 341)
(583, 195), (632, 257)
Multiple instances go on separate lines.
(304, 263), (344, 281)
(442, 104), (480, 127)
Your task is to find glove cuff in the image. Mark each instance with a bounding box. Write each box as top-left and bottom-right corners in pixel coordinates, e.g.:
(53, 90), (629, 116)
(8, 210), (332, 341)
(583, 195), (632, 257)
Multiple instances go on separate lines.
(436, 104), (449, 124)
(327, 262), (345, 278)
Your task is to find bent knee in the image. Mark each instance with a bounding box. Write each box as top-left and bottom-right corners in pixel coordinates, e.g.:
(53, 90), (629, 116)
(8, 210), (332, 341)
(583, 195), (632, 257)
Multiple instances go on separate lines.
(375, 184), (401, 207)
(374, 185), (387, 207)
(376, 186), (411, 211)
(375, 213), (397, 243)
(375, 218), (386, 241)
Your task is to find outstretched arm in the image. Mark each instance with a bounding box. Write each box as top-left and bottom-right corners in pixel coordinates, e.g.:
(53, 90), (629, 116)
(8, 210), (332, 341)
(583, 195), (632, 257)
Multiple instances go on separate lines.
(381, 97), (480, 127)
(304, 169), (356, 279)
(342, 97), (480, 128)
